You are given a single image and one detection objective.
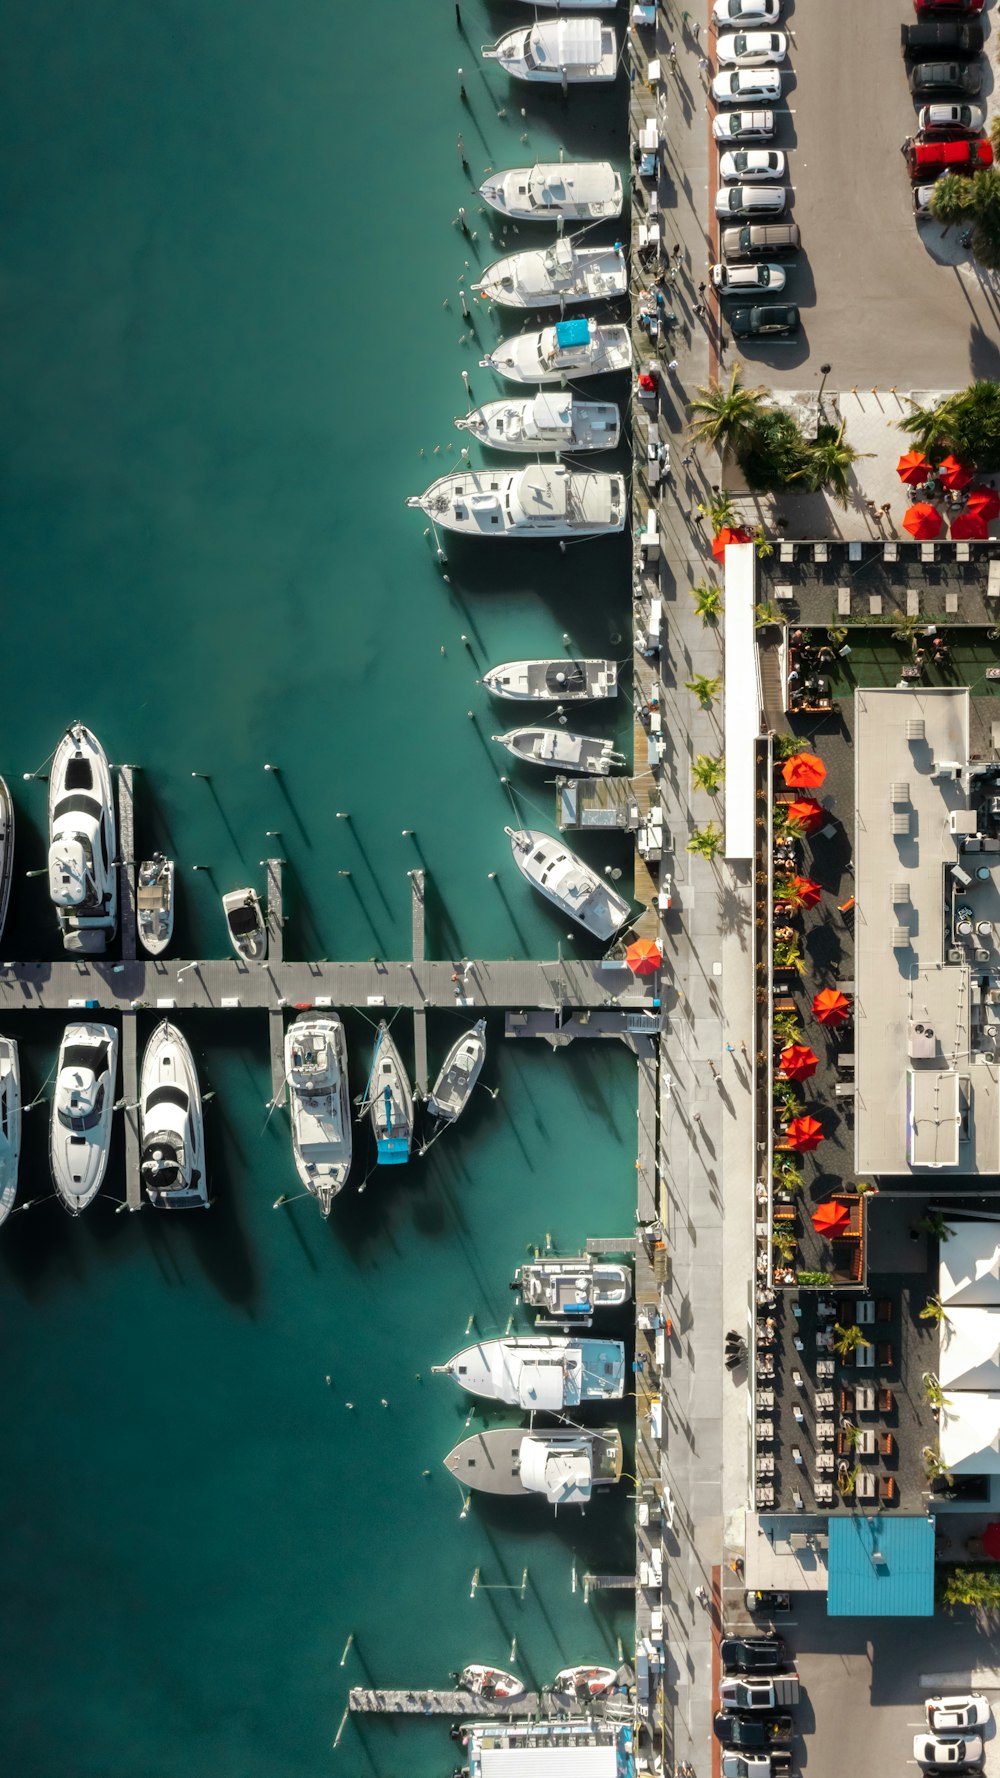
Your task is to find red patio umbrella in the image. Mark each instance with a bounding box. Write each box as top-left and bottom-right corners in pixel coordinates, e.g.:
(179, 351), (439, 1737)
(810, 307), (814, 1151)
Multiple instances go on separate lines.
(711, 525), (753, 562)
(790, 875), (822, 909)
(625, 938), (661, 975)
(781, 752), (827, 790)
(812, 1201), (851, 1236)
(784, 797), (825, 835)
(897, 450), (931, 486)
(982, 1523), (1000, 1560)
(785, 1115), (824, 1153)
(939, 453), (974, 491)
(779, 1043), (819, 1081)
(966, 485), (1000, 523)
(812, 987), (851, 1025)
(951, 511), (989, 542)
(903, 503), (944, 540)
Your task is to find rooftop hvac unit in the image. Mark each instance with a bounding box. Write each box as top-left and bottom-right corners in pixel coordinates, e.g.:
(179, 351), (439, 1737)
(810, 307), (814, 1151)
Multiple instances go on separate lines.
(951, 810), (979, 836)
(890, 781), (911, 803)
(947, 947), (965, 964)
(908, 1022), (938, 1059)
(891, 811), (910, 835)
(935, 761), (963, 781)
(976, 948), (992, 962)
(952, 865), (973, 890)
(892, 924), (910, 948)
(906, 718), (926, 741)
(891, 882), (910, 904)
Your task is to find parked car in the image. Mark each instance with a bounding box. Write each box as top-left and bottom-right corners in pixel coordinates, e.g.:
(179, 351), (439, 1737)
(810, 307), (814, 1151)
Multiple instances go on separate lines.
(720, 148), (787, 181)
(715, 184), (786, 217)
(912, 181), (940, 215)
(914, 0), (984, 11)
(721, 1756), (792, 1778)
(711, 262), (787, 291)
(913, 1735), (985, 1768)
(722, 221), (800, 255)
(719, 1676), (801, 1711)
(714, 1713), (794, 1747)
(910, 59), (983, 92)
(745, 1590), (791, 1614)
(926, 1697), (992, 1732)
(901, 20), (985, 55)
(918, 101), (985, 130)
(717, 29), (788, 63)
(731, 303), (799, 340)
(713, 108), (776, 140)
(721, 1637), (786, 1674)
(712, 68), (783, 102)
(714, 0), (782, 20)
(906, 136), (993, 176)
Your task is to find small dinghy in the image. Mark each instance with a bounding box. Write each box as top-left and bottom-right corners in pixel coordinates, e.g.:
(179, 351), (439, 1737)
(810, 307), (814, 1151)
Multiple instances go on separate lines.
(0, 1037), (21, 1226)
(482, 318), (631, 385)
(0, 777), (14, 947)
(457, 1665), (526, 1701)
(479, 162), (623, 224)
(553, 1665), (620, 1699)
(493, 727), (624, 776)
(137, 853), (175, 957)
(484, 659), (617, 702)
(482, 19), (618, 84)
(505, 826), (631, 940)
(406, 466), (625, 540)
(456, 393), (620, 455)
(222, 887), (268, 963)
(363, 1022), (413, 1166)
(426, 1020), (486, 1124)
(474, 240), (626, 309)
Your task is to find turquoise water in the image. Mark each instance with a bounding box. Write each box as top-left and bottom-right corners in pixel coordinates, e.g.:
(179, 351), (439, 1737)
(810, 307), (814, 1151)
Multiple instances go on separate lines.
(0, 4), (634, 1773)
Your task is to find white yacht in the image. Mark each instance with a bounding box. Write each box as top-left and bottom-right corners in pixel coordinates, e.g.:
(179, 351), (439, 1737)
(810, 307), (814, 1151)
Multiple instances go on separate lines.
(137, 854), (174, 957)
(457, 1666), (527, 1702)
(47, 724), (118, 954)
(474, 240), (626, 309)
(50, 1022), (118, 1215)
(432, 1334), (624, 1408)
(426, 1020), (486, 1124)
(445, 1426), (623, 1503)
(505, 826), (631, 940)
(0, 1037), (21, 1227)
(222, 887), (267, 962)
(482, 318), (631, 384)
(479, 162), (623, 224)
(364, 1022), (413, 1166)
(140, 1021), (208, 1210)
(484, 659), (617, 701)
(482, 18), (618, 83)
(513, 1255), (633, 1320)
(493, 727), (624, 777)
(456, 392), (620, 454)
(406, 466), (625, 540)
(0, 777), (15, 947)
(285, 1014), (352, 1211)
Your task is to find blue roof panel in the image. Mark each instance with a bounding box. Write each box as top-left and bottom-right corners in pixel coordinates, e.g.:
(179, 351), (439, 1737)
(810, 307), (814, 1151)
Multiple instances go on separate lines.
(827, 1515), (935, 1617)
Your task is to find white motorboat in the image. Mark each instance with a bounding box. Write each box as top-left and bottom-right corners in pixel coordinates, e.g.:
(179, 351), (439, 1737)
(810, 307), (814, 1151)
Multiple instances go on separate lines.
(482, 318), (631, 385)
(363, 1022), (413, 1166)
(426, 1020), (486, 1124)
(493, 727), (624, 777)
(285, 1014), (352, 1211)
(513, 1255), (633, 1319)
(50, 1022), (118, 1215)
(505, 825), (631, 940)
(47, 724), (118, 955)
(0, 1037), (21, 1227)
(0, 777), (14, 947)
(432, 1334), (625, 1408)
(474, 240), (626, 309)
(484, 659), (617, 702)
(445, 1426), (623, 1503)
(140, 1021), (208, 1210)
(479, 162), (623, 224)
(457, 1666), (527, 1702)
(406, 466), (625, 540)
(553, 1666), (620, 1700)
(482, 18), (618, 83)
(456, 392), (620, 454)
(222, 886), (267, 962)
(137, 853), (174, 957)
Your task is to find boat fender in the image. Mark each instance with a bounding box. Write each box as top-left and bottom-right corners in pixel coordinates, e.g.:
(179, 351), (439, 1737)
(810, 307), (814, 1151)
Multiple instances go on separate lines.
(294, 1001), (312, 1011)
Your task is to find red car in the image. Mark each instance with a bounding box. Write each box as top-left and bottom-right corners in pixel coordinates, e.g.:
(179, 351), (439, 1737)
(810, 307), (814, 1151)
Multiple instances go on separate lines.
(906, 136), (993, 177)
(914, 0), (985, 12)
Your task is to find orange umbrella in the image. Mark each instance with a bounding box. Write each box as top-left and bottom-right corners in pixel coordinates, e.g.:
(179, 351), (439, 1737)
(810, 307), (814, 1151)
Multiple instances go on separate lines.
(782, 752), (826, 790)
(903, 503), (943, 540)
(790, 875), (821, 909)
(779, 1043), (818, 1081)
(939, 453), (973, 491)
(625, 939), (661, 975)
(812, 1201), (850, 1236)
(784, 797), (824, 835)
(966, 485), (1000, 523)
(785, 1115), (824, 1152)
(711, 525), (753, 562)
(897, 450), (931, 485)
(813, 987), (850, 1025)
(951, 511), (989, 541)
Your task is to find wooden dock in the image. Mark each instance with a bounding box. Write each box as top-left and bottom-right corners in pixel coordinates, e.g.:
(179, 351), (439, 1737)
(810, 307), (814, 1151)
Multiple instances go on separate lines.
(348, 1687), (540, 1719)
(121, 1008), (142, 1211)
(117, 767), (141, 1209)
(118, 765), (137, 962)
(410, 869), (428, 1093)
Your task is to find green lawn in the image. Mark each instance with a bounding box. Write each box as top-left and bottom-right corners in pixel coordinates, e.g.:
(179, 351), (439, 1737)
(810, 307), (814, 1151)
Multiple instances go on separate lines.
(804, 625), (1000, 698)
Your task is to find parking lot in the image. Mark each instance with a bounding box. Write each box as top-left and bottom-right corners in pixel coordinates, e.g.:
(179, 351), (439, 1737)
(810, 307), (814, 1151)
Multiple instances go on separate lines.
(712, 0), (1000, 384)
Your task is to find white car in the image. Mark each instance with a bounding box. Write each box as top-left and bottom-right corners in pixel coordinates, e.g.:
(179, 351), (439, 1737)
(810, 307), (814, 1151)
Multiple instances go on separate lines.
(713, 0), (781, 21)
(720, 148), (786, 181)
(713, 108), (776, 140)
(913, 1735), (985, 1769)
(918, 102), (985, 133)
(711, 261), (787, 292)
(926, 1697), (991, 1733)
(715, 184), (786, 218)
(717, 30), (788, 65)
(712, 68), (782, 103)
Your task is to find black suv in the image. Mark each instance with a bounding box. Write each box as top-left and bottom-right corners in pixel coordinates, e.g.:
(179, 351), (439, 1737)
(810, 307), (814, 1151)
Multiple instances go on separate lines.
(715, 1714), (794, 1749)
(721, 1636), (787, 1675)
(730, 304), (799, 341)
(901, 20), (985, 55)
(910, 59), (983, 93)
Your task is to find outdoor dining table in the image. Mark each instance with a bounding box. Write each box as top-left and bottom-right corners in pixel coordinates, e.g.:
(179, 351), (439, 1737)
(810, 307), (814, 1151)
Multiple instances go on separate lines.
(756, 1390), (775, 1410)
(756, 1454), (774, 1475)
(858, 1430), (877, 1457)
(817, 1419), (835, 1442)
(856, 1471), (876, 1500)
(855, 1385), (876, 1413)
(816, 1390), (834, 1411)
(756, 1420), (774, 1441)
(817, 1451), (834, 1472)
(815, 1331), (834, 1350)
(817, 1359), (835, 1380)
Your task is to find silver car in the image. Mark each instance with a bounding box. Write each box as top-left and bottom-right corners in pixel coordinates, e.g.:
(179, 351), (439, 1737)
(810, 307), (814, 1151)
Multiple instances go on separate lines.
(714, 184), (786, 218)
(716, 30), (788, 65)
(711, 67), (782, 102)
(918, 101), (985, 132)
(711, 261), (787, 292)
(925, 1696), (991, 1733)
(913, 1735), (985, 1769)
(713, 0), (782, 20)
(713, 108), (776, 140)
(720, 148), (786, 181)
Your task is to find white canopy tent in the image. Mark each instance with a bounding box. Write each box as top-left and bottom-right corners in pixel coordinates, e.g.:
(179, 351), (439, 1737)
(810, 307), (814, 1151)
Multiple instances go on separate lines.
(940, 1223), (1000, 1306)
(940, 1392), (1000, 1473)
(939, 1306), (1000, 1391)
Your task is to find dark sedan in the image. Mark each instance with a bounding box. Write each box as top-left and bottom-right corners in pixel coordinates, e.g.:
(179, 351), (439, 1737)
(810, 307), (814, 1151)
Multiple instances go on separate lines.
(721, 1636), (787, 1674)
(901, 20), (985, 55)
(730, 303), (799, 340)
(910, 59), (983, 93)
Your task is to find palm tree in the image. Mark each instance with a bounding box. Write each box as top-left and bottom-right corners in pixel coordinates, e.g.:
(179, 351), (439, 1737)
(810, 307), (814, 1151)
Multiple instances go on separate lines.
(892, 613), (924, 655)
(772, 1008), (802, 1044)
(922, 1446), (954, 1486)
(773, 1156), (804, 1195)
(698, 492), (740, 531)
(690, 581), (724, 626)
(754, 526), (774, 560)
(837, 1463), (860, 1499)
(771, 1226), (796, 1263)
(842, 1421), (862, 1450)
(832, 1322), (865, 1358)
(921, 1373), (949, 1411)
(929, 170), (975, 228)
(688, 364), (768, 461)
(900, 397), (946, 459)
(687, 823), (724, 861)
(692, 754), (724, 795)
(919, 1294), (950, 1327)
(685, 673), (722, 709)
(792, 421), (873, 509)
(915, 1210), (955, 1243)
(753, 600), (778, 629)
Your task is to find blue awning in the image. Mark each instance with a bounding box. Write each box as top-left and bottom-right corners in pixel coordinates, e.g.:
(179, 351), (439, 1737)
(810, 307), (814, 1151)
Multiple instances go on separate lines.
(377, 1137), (410, 1165)
(827, 1515), (934, 1617)
(555, 317), (591, 347)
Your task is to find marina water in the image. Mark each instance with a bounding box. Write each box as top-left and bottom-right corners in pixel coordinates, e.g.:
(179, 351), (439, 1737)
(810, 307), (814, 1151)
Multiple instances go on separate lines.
(0, 2), (635, 1772)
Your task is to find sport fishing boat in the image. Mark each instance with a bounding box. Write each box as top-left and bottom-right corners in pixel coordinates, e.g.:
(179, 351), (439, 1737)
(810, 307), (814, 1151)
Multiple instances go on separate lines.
(0, 776), (15, 947)
(492, 727), (624, 777)
(484, 659), (617, 702)
(0, 1037), (21, 1227)
(479, 162), (623, 224)
(406, 466), (625, 540)
(444, 1426), (623, 1504)
(136, 853), (175, 957)
(47, 724), (118, 954)
(482, 18), (618, 83)
(456, 1666), (527, 1702)
(513, 1254), (633, 1320)
(553, 1666), (620, 1700)
(426, 1020), (486, 1124)
(432, 1334), (625, 1408)
(505, 826), (631, 940)
(285, 1014), (352, 1211)
(50, 1022), (119, 1215)
(456, 392), (620, 454)
(482, 318), (631, 384)
(474, 240), (626, 309)
(139, 1021), (208, 1210)
(222, 886), (268, 962)
(363, 1022), (413, 1166)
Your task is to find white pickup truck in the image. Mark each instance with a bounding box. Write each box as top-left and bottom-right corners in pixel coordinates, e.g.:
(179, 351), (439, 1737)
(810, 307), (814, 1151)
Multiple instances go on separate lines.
(722, 1753), (793, 1778)
(718, 1675), (801, 1711)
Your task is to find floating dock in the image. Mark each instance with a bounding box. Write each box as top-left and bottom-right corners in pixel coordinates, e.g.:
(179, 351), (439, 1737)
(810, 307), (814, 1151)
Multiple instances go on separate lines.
(349, 1688), (540, 1718)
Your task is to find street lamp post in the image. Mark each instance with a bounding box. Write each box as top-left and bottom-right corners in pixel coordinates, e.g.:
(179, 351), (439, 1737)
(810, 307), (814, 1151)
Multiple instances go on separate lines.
(817, 362), (832, 430)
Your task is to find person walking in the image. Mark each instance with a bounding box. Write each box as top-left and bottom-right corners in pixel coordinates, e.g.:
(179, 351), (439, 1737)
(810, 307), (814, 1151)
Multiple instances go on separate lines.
(694, 1585), (709, 1607)
(698, 55), (711, 75)
(698, 280), (707, 297)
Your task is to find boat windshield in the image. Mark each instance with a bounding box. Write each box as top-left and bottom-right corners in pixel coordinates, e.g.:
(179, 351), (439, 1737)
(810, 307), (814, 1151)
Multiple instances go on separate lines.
(146, 1084), (189, 1115)
(228, 901), (261, 936)
(63, 1044), (109, 1075)
(58, 1082), (105, 1132)
(53, 794), (102, 823)
(522, 29), (539, 69)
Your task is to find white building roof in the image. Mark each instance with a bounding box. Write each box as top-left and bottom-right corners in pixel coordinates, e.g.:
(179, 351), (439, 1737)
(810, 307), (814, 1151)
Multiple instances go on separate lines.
(481, 1752), (615, 1777)
(940, 1222), (1000, 1305)
(723, 542), (758, 861)
(940, 1305), (1000, 1391)
(940, 1391), (1000, 1473)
